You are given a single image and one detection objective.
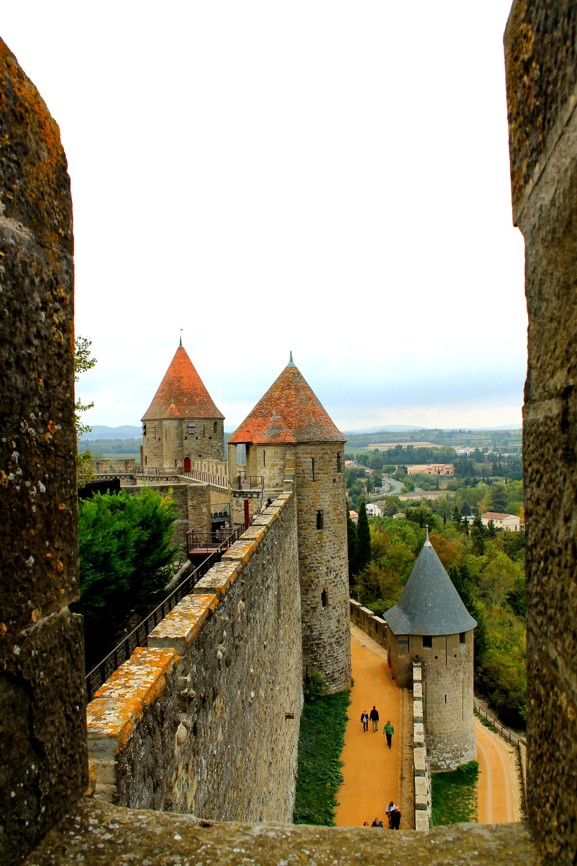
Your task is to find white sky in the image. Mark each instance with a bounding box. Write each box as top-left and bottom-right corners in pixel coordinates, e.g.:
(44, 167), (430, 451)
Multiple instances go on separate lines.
(2, 1), (525, 433)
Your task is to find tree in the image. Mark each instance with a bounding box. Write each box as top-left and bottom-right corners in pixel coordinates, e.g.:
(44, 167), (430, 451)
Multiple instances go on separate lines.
(471, 513), (487, 556)
(74, 336), (97, 485)
(488, 482), (508, 513)
(73, 488), (177, 666)
(356, 502), (372, 574)
(74, 335), (96, 435)
(347, 511), (358, 587)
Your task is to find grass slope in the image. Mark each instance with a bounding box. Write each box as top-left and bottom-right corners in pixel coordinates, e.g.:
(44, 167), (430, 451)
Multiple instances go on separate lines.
(293, 691), (350, 826)
(431, 761), (479, 825)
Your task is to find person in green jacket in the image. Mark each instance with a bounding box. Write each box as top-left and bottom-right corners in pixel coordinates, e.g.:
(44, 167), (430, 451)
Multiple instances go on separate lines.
(383, 720), (394, 748)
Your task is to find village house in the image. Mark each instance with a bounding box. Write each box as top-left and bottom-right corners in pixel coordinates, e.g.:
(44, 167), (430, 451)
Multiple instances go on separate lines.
(481, 511), (524, 532)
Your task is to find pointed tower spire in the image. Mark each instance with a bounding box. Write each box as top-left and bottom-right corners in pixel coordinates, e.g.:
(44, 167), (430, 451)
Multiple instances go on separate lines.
(228, 359), (344, 445)
(288, 350), (294, 367)
(383, 536), (476, 635)
(142, 344), (223, 420)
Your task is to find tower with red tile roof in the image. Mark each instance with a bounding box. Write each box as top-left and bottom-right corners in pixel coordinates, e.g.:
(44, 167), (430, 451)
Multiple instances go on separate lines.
(228, 354), (352, 693)
(141, 341), (224, 471)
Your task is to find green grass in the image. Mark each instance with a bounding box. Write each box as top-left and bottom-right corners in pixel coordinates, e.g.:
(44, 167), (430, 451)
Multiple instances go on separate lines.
(431, 761), (479, 826)
(293, 690), (350, 826)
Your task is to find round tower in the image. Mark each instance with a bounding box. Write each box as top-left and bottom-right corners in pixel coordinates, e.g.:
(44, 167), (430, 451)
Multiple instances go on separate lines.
(228, 354), (351, 694)
(383, 532), (477, 770)
(141, 340), (224, 471)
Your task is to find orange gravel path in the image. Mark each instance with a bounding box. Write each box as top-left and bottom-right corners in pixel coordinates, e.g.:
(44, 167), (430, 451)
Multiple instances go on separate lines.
(334, 627), (522, 829)
(334, 629), (401, 828)
(475, 717), (522, 823)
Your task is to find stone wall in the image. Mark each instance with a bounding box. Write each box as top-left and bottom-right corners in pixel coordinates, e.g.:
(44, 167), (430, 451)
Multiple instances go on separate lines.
(420, 632), (476, 770)
(349, 600), (388, 647)
(505, 4), (577, 862)
(0, 39), (88, 865)
(86, 493), (303, 822)
(143, 418), (225, 469)
(412, 663), (431, 831)
(295, 442), (351, 693)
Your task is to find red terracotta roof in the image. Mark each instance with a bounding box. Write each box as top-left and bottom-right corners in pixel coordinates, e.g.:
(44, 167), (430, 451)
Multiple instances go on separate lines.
(229, 359), (345, 445)
(142, 345), (223, 421)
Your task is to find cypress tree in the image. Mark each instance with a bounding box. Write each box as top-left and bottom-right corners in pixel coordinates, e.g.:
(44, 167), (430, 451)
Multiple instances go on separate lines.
(347, 510), (358, 588)
(356, 502), (372, 574)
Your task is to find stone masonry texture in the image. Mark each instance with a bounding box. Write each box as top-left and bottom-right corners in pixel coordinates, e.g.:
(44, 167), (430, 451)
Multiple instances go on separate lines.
(295, 443), (351, 693)
(0, 40), (87, 865)
(506, 2), (577, 862)
(86, 494), (303, 822)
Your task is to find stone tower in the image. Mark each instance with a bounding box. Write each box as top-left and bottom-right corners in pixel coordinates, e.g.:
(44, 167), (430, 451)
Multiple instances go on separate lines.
(228, 354), (351, 694)
(141, 341), (224, 470)
(384, 532), (477, 770)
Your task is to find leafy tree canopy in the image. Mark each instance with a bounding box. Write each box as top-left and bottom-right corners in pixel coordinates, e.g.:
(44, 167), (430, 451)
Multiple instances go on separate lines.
(73, 488), (177, 666)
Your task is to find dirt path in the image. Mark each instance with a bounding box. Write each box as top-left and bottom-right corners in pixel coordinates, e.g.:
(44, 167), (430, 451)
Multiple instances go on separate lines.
(334, 627), (402, 829)
(475, 717), (522, 823)
(334, 626), (521, 830)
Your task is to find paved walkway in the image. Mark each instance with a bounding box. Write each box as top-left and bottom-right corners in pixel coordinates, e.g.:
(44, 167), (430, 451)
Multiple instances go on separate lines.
(334, 626), (405, 829)
(334, 626), (522, 829)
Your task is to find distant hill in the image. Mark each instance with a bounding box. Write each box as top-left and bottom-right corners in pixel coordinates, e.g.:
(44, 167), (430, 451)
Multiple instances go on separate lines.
(343, 426), (522, 453)
(82, 425), (141, 441)
(342, 425), (424, 435)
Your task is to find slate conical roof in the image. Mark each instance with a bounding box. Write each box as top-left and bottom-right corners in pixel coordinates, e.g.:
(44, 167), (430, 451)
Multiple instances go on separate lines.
(383, 532), (477, 636)
(142, 344), (223, 421)
(228, 354), (345, 445)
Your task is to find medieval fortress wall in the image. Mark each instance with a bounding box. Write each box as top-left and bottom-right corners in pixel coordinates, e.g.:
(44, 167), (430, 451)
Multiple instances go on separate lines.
(87, 491), (303, 822)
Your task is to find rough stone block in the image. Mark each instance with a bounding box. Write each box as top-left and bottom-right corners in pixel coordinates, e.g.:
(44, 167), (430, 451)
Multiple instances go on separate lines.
(415, 810), (431, 832)
(148, 594), (219, 655)
(415, 775), (429, 810)
(414, 747), (427, 775)
(413, 698), (424, 722)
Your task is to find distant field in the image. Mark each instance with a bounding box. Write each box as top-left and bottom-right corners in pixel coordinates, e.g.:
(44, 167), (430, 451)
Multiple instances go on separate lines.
(369, 441), (438, 450)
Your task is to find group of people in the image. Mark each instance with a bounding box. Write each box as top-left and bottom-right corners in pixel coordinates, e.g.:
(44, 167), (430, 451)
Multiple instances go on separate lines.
(360, 706), (394, 747)
(358, 706), (400, 828)
(363, 802), (401, 830)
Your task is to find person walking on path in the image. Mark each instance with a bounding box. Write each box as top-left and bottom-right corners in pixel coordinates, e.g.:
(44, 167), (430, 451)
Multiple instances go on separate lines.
(360, 710), (369, 732)
(386, 801), (401, 829)
(369, 705), (379, 732)
(383, 720), (394, 748)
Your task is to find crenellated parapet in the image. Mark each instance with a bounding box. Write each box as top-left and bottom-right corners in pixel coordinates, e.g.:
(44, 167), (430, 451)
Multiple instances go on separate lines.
(86, 493), (303, 823)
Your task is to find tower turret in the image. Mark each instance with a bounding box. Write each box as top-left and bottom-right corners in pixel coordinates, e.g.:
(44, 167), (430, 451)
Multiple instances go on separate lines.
(228, 355), (351, 694)
(141, 343), (224, 471)
(384, 531), (477, 769)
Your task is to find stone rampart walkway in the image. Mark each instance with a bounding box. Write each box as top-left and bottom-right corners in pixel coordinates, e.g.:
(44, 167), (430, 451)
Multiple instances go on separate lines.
(334, 626), (410, 829)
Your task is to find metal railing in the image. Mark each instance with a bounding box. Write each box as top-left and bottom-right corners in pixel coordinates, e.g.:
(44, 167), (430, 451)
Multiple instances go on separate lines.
(183, 469), (229, 489)
(474, 700), (526, 747)
(187, 526), (243, 556)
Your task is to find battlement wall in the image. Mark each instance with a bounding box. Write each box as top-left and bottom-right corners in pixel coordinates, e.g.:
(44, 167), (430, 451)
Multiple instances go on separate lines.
(350, 600), (388, 647)
(412, 662), (432, 831)
(86, 492), (303, 823)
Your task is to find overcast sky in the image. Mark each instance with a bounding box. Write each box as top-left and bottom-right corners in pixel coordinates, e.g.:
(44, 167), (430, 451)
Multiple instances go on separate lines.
(3, 1), (525, 433)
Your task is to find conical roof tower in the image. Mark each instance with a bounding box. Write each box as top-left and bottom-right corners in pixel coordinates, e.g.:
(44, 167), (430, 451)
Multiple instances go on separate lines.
(227, 353), (350, 694)
(141, 342), (225, 469)
(384, 530), (477, 635)
(229, 353), (344, 445)
(142, 342), (223, 421)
